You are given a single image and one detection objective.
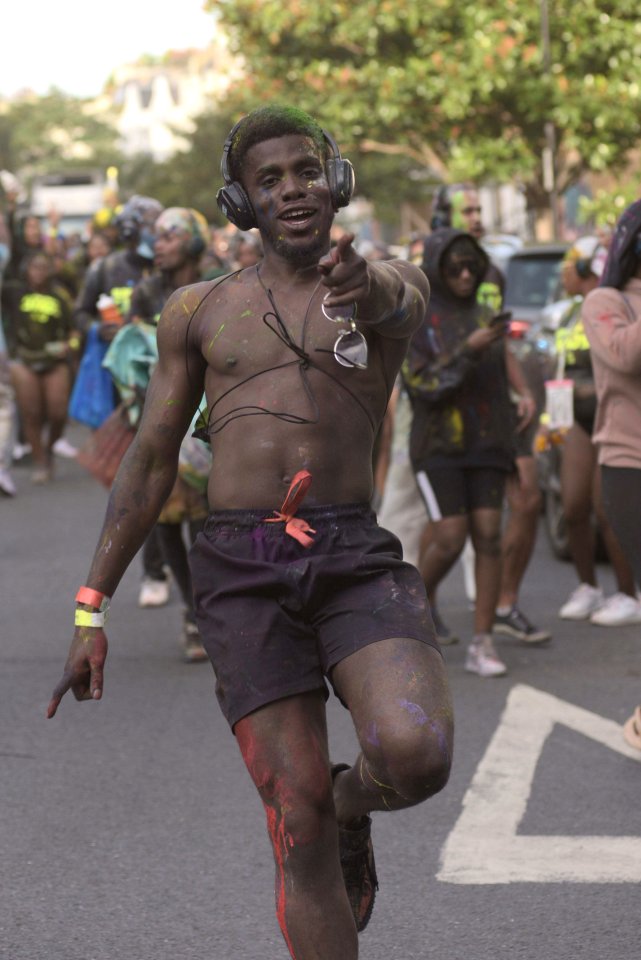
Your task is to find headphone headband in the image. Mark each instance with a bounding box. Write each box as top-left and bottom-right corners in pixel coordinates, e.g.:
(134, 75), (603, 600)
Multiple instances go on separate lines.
(219, 118), (244, 186)
(216, 120), (354, 230)
(220, 121), (342, 184)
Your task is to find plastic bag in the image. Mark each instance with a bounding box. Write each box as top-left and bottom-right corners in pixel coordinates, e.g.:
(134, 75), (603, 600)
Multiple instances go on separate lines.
(178, 433), (212, 493)
(68, 324), (116, 428)
(176, 402), (211, 492)
(102, 322), (158, 428)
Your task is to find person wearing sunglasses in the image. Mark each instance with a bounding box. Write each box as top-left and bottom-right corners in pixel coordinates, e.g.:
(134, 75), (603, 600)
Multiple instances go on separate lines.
(423, 183), (546, 647)
(47, 105), (453, 960)
(403, 229), (532, 677)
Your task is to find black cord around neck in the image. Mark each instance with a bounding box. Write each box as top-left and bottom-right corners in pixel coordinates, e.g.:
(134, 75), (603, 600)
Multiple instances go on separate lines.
(194, 266), (377, 440)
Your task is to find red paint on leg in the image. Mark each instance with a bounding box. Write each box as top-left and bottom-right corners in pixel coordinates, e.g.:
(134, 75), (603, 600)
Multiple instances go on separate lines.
(237, 721), (298, 956)
(265, 804), (297, 959)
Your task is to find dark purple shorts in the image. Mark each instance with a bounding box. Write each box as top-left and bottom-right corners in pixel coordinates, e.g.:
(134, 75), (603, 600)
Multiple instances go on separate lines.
(189, 502), (439, 729)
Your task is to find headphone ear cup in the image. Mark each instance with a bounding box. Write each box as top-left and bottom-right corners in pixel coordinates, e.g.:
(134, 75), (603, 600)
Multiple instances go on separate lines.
(575, 258), (591, 279)
(431, 186), (452, 229)
(117, 216), (140, 242)
(326, 158), (355, 209)
(436, 185), (451, 208)
(216, 182), (256, 231)
(430, 211), (450, 231)
(188, 235), (206, 258)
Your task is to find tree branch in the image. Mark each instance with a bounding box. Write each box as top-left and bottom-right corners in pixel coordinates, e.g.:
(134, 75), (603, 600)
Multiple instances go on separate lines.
(359, 139), (447, 178)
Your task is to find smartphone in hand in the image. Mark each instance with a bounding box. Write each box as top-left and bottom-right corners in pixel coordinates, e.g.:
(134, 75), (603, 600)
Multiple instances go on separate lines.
(490, 311), (512, 327)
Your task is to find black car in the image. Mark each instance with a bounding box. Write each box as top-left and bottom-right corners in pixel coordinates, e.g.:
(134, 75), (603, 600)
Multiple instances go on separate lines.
(503, 243), (568, 330)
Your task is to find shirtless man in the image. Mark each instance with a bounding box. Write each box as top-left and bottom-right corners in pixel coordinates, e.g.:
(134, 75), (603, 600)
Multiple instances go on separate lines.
(47, 106), (453, 960)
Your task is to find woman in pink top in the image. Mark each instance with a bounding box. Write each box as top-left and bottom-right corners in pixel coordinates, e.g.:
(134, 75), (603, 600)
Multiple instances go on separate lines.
(582, 199), (641, 750)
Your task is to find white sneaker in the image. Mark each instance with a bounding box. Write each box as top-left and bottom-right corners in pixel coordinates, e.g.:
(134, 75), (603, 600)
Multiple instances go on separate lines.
(559, 583), (604, 620)
(465, 636), (507, 678)
(590, 592), (641, 626)
(138, 576), (170, 608)
(12, 442), (32, 461)
(0, 468), (16, 496)
(52, 437), (78, 458)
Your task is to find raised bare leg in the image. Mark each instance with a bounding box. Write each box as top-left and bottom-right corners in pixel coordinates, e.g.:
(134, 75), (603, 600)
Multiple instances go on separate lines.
(331, 639), (453, 821)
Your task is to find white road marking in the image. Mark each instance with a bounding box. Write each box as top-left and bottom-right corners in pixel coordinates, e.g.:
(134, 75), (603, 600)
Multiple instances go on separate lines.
(438, 684), (641, 884)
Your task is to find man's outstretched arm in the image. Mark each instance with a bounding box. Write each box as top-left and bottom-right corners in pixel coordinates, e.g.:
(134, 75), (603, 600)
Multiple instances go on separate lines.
(47, 288), (207, 717)
(318, 233), (429, 340)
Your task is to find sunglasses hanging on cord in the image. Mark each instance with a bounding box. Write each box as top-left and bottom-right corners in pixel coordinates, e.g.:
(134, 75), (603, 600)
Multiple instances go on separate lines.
(321, 299), (368, 370)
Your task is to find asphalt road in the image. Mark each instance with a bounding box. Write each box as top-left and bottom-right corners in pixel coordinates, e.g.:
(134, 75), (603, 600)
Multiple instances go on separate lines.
(1, 437), (639, 960)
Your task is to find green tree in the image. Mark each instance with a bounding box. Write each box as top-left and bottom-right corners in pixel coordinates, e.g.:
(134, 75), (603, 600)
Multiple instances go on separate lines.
(349, 150), (437, 231)
(207, 0), (641, 212)
(578, 183), (640, 229)
(0, 91), (120, 179)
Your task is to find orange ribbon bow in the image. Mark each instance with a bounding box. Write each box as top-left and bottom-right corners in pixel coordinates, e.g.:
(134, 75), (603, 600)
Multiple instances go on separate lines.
(264, 469), (316, 547)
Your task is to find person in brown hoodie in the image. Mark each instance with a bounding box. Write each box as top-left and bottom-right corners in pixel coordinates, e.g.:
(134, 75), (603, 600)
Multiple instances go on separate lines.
(582, 198), (641, 750)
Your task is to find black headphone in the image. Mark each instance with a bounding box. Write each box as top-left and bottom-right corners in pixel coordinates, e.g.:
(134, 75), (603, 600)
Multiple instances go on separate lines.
(184, 211), (206, 259)
(430, 183), (478, 232)
(216, 120), (355, 230)
(430, 185), (453, 231)
(187, 234), (206, 258)
(575, 258), (592, 279)
(575, 239), (603, 279)
(175, 227), (206, 259)
(115, 204), (143, 243)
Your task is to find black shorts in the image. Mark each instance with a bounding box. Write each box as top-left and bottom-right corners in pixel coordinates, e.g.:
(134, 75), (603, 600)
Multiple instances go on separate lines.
(414, 465), (507, 519)
(575, 411), (596, 437)
(514, 420), (537, 459)
(189, 502), (439, 729)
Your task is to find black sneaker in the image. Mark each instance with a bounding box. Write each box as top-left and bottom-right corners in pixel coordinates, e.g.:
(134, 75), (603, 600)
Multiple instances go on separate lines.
(431, 606), (459, 646)
(332, 764), (378, 932)
(493, 606), (551, 644)
(182, 620), (209, 663)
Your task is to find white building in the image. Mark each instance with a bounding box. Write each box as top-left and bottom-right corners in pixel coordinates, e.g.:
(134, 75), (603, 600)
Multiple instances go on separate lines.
(93, 38), (241, 161)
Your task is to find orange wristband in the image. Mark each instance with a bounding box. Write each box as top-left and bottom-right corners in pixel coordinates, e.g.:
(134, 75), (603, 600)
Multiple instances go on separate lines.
(75, 586), (109, 610)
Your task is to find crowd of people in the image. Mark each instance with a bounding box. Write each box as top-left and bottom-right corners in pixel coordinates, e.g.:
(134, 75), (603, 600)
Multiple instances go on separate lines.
(0, 189), (264, 493)
(0, 189), (266, 658)
(0, 104), (639, 959)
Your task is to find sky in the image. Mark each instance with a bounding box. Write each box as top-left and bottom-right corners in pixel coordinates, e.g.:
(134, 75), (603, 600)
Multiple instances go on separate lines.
(0, 2), (217, 99)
